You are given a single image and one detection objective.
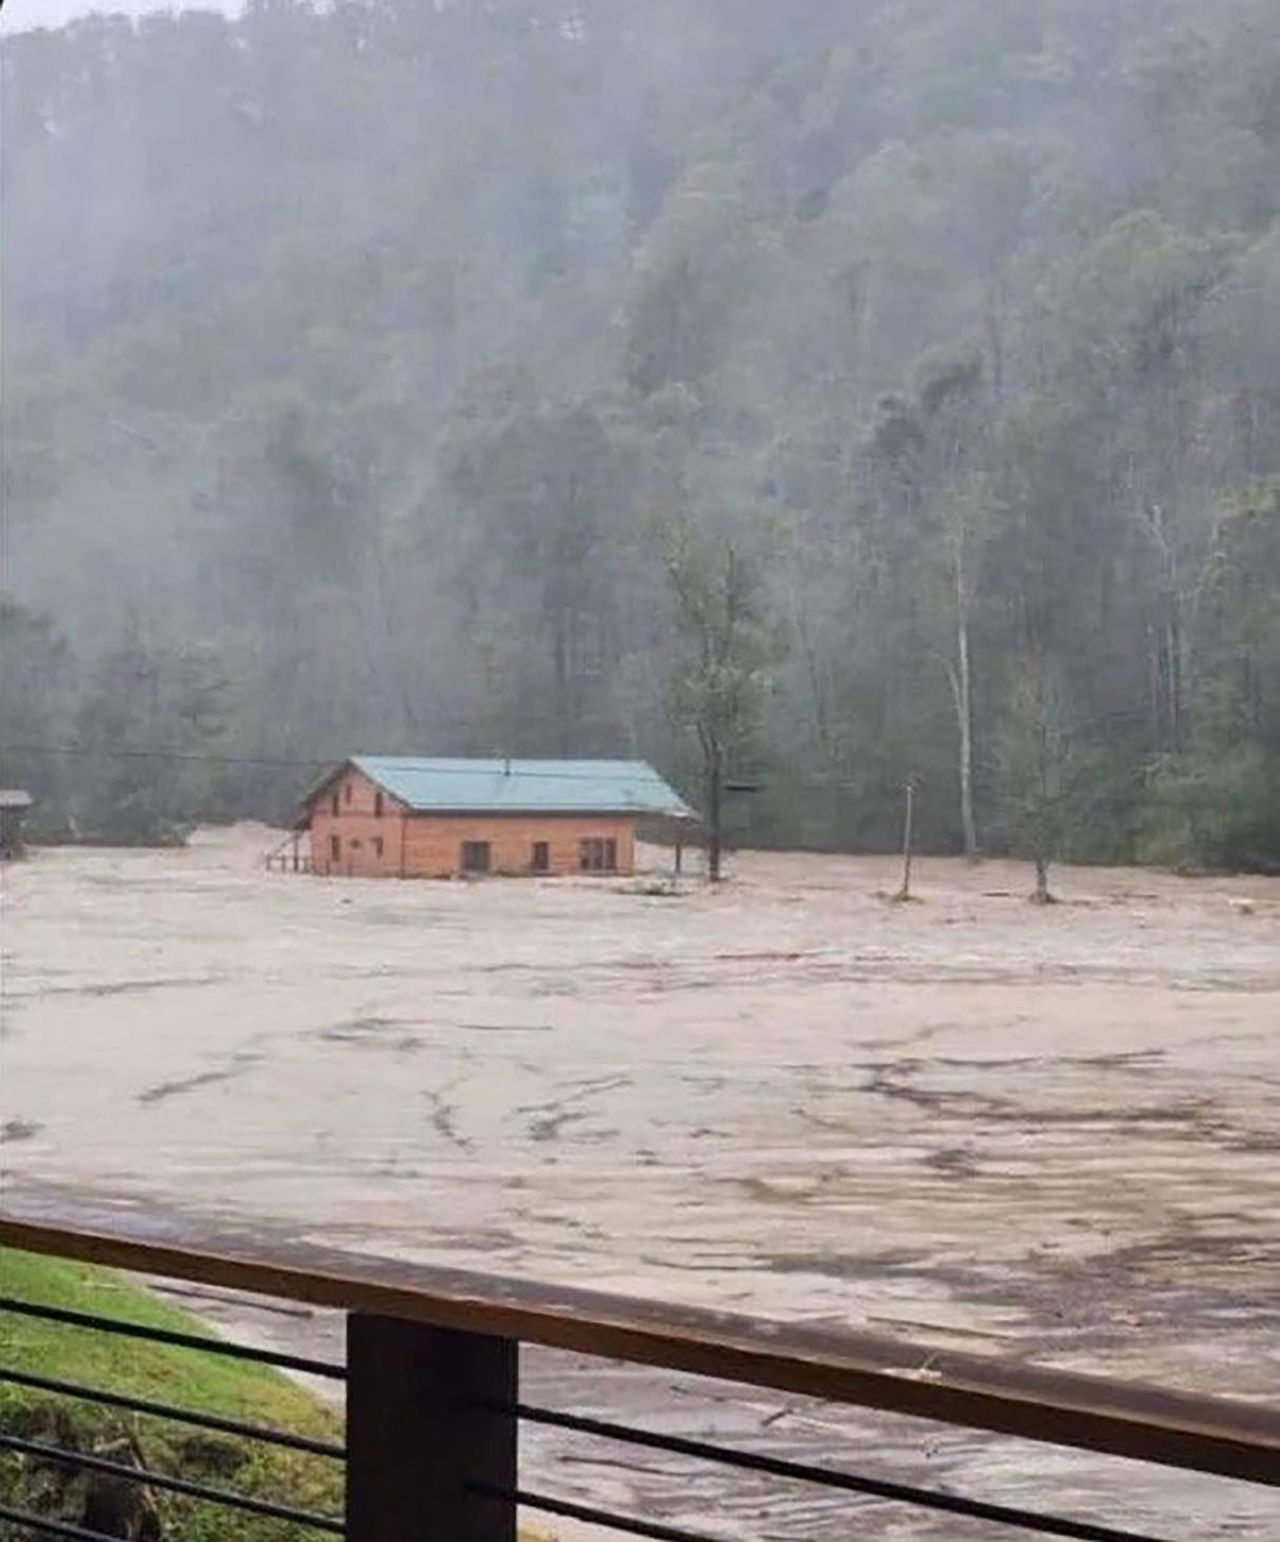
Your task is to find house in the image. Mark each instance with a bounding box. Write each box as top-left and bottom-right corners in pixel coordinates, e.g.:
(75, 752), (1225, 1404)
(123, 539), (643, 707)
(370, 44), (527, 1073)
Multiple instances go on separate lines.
(0, 789), (34, 861)
(296, 757), (696, 879)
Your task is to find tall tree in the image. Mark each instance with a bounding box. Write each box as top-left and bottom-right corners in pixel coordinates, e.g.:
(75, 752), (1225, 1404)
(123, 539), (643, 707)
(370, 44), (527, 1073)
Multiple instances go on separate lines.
(664, 520), (774, 881)
(446, 403), (624, 755)
(0, 598), (76, 827)
(995, 651), (1075, 903)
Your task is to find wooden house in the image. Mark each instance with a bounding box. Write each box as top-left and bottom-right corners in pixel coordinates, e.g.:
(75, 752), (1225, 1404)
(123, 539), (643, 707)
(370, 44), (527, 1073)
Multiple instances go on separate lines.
(293, 757), (695, 879)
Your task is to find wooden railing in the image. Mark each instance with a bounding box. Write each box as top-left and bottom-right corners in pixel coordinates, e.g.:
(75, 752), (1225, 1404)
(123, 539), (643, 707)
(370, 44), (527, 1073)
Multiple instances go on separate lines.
(263, 840), (313, 874)
(1, 1199), (1277, 1540)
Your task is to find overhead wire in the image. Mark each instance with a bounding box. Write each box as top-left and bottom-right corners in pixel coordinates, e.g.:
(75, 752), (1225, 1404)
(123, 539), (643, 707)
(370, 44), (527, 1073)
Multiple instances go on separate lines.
(0, 742), (704, 785)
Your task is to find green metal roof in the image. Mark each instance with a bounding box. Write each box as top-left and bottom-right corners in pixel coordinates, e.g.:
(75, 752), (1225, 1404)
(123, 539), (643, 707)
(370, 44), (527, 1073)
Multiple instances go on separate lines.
(347, 757), (697, 819)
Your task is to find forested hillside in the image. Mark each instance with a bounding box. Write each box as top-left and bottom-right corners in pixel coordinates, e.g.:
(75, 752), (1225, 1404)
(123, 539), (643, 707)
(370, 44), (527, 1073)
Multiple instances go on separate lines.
(4, 0), (1280, 868)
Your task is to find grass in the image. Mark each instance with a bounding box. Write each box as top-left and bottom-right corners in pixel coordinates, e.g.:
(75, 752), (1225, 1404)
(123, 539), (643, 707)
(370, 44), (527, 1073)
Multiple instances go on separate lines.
(0, 1248), (343, 1541)
(0, 1250), (547, 1541)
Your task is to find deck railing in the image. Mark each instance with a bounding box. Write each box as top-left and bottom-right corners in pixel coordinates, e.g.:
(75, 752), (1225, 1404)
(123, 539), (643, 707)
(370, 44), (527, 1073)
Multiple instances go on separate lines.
(263, 845), (314, 874)
(0, 1201), (1276, 1541)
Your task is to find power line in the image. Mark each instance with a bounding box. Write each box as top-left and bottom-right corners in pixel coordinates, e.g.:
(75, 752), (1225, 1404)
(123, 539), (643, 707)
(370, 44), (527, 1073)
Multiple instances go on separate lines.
(1, 744), (333, 771)
(0, 741), (904, 792)
(0, 743), (695, 785)
(0, 740), (867, 794)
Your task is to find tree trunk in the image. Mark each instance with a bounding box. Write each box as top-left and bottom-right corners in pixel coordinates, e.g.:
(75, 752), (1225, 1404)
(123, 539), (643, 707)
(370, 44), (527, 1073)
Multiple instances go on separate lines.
(552, 607), (570, 756)
(82, 1438), (162, 1539)
(1032, 853), (1051, 904)
(1166, 607), (1183, 752)
(957, 615), (979, 860)
(943, 621), (979, 862)
(706, 749), (723, 884)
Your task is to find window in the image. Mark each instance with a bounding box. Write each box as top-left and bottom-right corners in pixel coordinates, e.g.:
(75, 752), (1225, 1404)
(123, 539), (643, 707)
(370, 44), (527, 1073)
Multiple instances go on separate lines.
(531, 841), (549, 874)
(374, 791), (384, 818)
(331, 792), (340, 816)
(345, 781), (353, 805)
(330, 835), (340, 862)
(461, 840), (491, 874)
(373, 836), (384, 859)
(579, 837), (617, 873)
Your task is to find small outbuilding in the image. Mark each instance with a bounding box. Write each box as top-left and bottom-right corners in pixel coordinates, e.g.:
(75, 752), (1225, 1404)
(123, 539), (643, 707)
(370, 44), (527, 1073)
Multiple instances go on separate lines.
(0, 789), (34, 861)
(294, 757), (696, 879)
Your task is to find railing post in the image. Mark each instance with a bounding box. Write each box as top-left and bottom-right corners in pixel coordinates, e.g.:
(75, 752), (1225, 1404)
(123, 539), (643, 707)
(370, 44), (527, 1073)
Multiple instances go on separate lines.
(346, 1314), (517, 1542)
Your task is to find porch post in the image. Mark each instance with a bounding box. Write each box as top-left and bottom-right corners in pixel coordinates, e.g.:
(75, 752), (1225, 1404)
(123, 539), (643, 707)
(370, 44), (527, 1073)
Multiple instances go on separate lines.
(346, 1315), (517, 1542)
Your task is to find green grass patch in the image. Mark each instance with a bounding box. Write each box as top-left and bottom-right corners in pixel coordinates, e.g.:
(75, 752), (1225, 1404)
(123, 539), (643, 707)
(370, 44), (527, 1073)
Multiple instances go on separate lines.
(0, 1248), (343, 1541)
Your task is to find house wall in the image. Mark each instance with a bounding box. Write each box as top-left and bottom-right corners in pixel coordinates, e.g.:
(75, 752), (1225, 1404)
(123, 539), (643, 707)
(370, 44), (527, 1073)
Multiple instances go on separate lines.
(306, 767), (637, 878)
(401, 813), (636, 878)
(307, 766), (408, 878)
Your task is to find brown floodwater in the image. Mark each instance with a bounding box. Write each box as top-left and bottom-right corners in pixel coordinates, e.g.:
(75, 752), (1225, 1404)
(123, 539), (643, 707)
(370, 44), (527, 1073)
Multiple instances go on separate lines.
(2, 828), (1277, 1536)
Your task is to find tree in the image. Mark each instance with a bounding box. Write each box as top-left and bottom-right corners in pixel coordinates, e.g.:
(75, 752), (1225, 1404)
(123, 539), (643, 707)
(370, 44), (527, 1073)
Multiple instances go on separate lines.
(445, 402), (624, 756)
(937, 477), (988, 861)
(863, 352), (994, 860)
(912, 355), (993, 861)
(7, 0), (1280, 861)
(0, 597), (76, 829)
(995, 651), (1075, 903)
(73, 624), (231, 841)
(986, 398), (1088, 899)
(1141, 480), (1280, 870)
(664, 521), (774, 882)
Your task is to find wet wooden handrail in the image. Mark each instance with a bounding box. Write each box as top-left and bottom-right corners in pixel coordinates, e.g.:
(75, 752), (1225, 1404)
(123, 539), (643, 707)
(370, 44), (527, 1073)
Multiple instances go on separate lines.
(1, 1197), (1277, 1487)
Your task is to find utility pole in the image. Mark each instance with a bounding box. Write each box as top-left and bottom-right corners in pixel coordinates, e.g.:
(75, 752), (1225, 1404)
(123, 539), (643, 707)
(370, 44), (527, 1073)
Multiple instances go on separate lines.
(894, 775), (917, 902)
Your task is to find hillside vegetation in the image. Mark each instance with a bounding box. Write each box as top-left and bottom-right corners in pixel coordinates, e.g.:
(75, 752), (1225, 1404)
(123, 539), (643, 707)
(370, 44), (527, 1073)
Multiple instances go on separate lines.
(4, 0), (1280, 869)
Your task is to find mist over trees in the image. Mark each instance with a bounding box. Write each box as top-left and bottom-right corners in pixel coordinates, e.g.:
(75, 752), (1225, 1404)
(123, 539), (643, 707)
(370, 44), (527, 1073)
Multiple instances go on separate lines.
(4, 0), (1280, 869)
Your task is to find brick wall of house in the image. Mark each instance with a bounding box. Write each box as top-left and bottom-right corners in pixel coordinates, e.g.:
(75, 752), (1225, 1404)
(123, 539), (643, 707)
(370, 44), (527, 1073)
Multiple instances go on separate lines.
(401, 812), (635, 878)
(307, 766), (408, 878)
(307, 767), (638, 878)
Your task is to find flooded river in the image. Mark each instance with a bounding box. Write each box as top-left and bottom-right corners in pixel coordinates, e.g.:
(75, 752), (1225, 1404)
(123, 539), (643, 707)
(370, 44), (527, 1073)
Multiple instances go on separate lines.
(2, 828), (1277, 1535)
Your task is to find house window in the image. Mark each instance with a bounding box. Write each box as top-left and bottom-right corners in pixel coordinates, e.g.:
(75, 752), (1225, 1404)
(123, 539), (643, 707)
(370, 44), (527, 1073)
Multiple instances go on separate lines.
(374, 791), (384, 818)
(345, 781), (353, 805)
(461, 841), (491, 874)
(330, 835), (340, 862)
(331, 792), (340, 816)
(579, 837), (617, 873)
(373, 837), (384, 859)
(531, 841), (550, 874)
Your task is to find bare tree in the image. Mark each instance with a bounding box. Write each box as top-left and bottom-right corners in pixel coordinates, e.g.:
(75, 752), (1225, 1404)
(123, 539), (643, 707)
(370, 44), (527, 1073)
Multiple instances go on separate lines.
(936, 478), (989, 862)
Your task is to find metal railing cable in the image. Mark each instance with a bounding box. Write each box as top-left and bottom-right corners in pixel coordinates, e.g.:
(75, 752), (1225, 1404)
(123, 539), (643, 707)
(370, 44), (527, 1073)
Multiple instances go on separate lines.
(507, 1402), (1175, 1542)
(0, 1365), (344, 1459)
(3, 1209), (1277, 1542)
(491, 1486), (726, 1542)
(0, 1284), (346, 1538)
(0, 1504), (139, 1542)
(0, 1295), (346, 1380)
(0, 1434), (345, 1534)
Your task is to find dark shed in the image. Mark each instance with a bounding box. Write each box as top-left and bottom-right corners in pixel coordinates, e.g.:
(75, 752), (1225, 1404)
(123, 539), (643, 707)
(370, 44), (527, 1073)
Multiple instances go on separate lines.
(0, 790), (34, 861)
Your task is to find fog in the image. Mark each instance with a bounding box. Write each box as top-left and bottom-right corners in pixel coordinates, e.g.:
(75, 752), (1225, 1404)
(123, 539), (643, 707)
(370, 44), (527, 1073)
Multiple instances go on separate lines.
(4, 0), (1280, 871)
